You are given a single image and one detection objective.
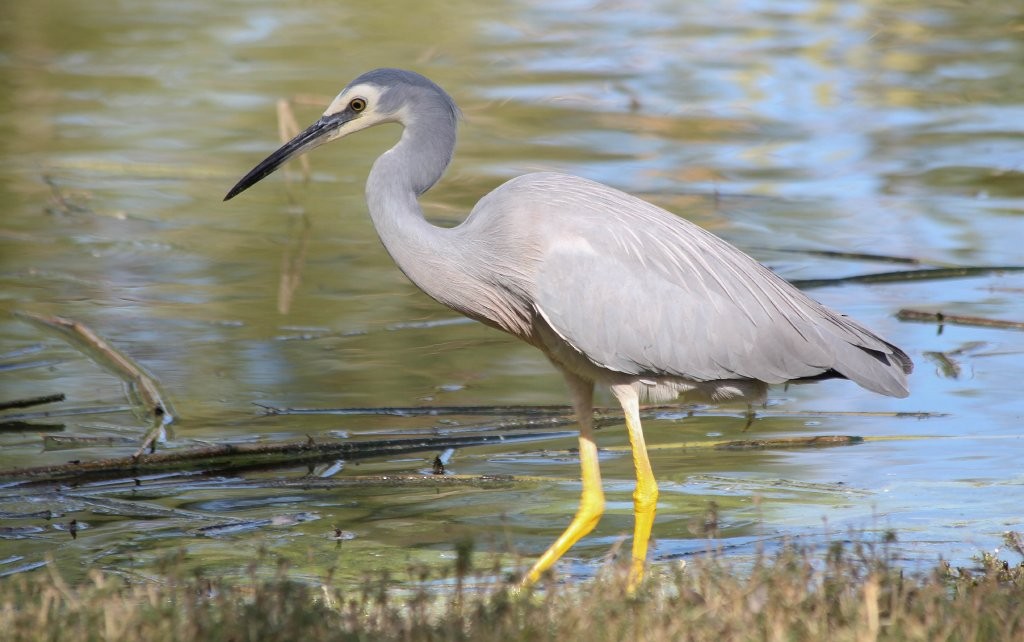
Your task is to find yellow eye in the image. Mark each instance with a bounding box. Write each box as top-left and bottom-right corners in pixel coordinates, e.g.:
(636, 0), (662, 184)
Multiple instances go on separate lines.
(349, 98), (367, 112)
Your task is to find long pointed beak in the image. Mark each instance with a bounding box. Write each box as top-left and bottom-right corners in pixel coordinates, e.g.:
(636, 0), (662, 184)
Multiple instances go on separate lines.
(224, 112), (351, 201)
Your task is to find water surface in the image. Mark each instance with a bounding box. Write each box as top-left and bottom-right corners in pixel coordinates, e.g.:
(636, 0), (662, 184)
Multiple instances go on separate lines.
(2, 0), (1022, 584)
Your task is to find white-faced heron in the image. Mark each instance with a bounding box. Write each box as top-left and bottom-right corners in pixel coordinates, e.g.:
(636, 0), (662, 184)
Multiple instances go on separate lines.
(225, 68), (912, 590)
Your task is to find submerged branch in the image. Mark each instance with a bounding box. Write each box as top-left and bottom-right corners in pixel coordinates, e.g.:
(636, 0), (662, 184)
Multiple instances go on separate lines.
(0, 405), (133, 423)
(0, 393), (66, 412)
(605, 434), (865, 454)
(277, 210), (312, 315)
(0, 430), (573, 485)
(712, 435), (863, 450)
(276, 99), (310, 182)
(66, 474), (522, 496)
(897, 309), (1024, 331)
(254, 402), (576, 417)
(14, 312), (176, 435)
(759, 247), (931, 266)
(255, 402), (944, 422)
(347, 415), (587, 437)
(41, 174), (94, 216)
(0, 343), (46, 361)
(791, 266), (1024, 290)
(133, 423), (166, 458)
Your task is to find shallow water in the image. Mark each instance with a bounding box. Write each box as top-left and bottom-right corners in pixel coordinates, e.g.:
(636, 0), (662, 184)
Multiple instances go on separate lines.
(2, 0), (1023, 584)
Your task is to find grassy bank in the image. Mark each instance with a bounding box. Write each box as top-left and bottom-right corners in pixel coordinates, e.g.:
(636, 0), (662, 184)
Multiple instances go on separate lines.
(2, 535), (1022, 641)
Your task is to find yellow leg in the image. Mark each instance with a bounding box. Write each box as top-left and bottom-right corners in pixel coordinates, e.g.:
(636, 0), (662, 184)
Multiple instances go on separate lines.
(523, 374), (604, 586)
(611, 384), (659, 592)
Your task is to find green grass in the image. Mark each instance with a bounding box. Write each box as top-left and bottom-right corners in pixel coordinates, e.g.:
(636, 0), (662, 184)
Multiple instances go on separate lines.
(2, 534), (1022, 641)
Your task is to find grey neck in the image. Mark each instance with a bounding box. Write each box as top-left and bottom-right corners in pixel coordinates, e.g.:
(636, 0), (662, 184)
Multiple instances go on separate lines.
(364, 112), (460, 300)
(362, 108), (536, 339)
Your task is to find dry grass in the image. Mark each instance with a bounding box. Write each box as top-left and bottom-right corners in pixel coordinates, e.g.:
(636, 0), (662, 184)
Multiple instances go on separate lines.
(2, 534), (1023, 642)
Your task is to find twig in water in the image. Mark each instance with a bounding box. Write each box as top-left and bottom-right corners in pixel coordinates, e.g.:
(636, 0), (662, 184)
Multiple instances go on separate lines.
(0, 358), (64, 373)
(897, 309), (1024, 332)
(276, 99), (310, 183)
(0, 344), (46, 361)
(255, 402), (944, 422)
(644, 406), (946, 420)
(44, 435), (136, 450)
(758, 247), (930, 266)
(605, 435), (867, 454)
(0, 405), (133, 423)
(923, 341), (990, 379)
(712, 435), (863, 450)
(277, 211), (311, 315)
(0, 393), (65, 412)
(353, 415), (587, 437)
(133, 423), (168, 458)
(923, 351), (961, 379)
(42, 175), (94, 216)
(0, 430), (573, 485)
(791, 266), (1024, 290)
(14, 312), (176, 452)
(253, 402), (575, 417)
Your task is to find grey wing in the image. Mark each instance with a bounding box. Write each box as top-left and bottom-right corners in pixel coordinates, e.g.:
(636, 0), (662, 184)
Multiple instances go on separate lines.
(528, 175), (911, 397)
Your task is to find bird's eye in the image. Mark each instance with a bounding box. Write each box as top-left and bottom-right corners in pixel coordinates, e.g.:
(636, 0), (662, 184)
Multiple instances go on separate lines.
(349, 98), (367, 112)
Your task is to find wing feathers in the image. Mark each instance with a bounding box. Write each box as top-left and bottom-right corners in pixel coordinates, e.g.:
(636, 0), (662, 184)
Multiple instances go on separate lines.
(518, 173), (910, 396)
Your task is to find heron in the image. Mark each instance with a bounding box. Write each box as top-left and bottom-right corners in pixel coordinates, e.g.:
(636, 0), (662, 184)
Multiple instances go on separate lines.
(225, 68), (912, 590)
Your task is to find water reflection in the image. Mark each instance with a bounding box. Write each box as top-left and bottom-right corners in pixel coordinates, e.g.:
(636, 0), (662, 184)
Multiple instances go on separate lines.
(1, 0), (1023, 583)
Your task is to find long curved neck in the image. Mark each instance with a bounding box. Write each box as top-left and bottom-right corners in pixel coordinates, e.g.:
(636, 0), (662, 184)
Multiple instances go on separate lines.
(363, 110), (536, 339)
(364, 113), (462, 303)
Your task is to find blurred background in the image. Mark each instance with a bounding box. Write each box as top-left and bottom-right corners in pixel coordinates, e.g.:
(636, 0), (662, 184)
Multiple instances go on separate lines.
(2, 0), (1022, 584)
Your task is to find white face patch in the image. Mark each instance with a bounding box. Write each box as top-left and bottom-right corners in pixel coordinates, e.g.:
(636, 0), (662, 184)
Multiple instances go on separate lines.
(324, 84), (384, 118)
(321, 84), (392, 141)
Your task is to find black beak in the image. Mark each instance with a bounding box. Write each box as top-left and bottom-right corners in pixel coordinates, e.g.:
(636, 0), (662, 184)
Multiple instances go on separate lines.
(224, 112), (351, 201)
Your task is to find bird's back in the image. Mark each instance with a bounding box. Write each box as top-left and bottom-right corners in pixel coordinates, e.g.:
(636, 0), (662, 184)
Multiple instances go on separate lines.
(462, 172), (912, 398)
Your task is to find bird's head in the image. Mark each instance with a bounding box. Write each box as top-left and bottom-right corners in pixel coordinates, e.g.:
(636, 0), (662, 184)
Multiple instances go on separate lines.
(224, 68), (459, 201)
